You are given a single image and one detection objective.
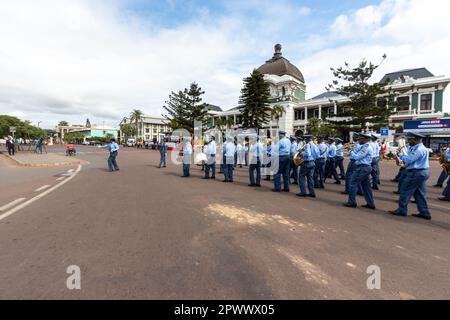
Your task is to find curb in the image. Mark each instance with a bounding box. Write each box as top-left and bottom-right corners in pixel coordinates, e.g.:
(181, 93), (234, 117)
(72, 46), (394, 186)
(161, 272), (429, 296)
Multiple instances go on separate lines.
(1, 154), (89, 167)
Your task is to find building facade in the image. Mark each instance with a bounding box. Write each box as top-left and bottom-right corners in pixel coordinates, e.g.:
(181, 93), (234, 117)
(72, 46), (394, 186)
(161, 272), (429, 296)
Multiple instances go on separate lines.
(119, 115), (170, 143)
(208, 45), (449, 136)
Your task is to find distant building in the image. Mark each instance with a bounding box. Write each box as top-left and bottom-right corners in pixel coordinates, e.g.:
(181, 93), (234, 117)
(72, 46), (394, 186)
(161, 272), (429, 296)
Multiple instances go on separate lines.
(54, 121), (118, 143)
(119, 115), (170, 142)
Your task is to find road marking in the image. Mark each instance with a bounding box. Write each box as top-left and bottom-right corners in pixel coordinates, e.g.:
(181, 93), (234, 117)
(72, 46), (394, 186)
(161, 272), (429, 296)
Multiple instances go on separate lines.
(56, 177), (65, 181)
(35, 185), (51, 192)
(0, 198), (27, 212)
(429, 203), (450, 210)
(0, 165), (82, 222)
(67, 169), (74, 173)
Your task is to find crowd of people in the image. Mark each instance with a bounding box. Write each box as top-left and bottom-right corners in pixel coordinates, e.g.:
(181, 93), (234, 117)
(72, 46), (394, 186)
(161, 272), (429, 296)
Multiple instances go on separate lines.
(2, 136), (47, 155)
(162, 130), (450, 222)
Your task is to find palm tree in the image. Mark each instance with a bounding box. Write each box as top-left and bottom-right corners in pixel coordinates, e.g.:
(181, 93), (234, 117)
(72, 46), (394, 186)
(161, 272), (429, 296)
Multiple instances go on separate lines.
(224, 117), (235, 129)
(214, 117), (225, 131)
(130, 109), (144, 140)
(306, 117), (322, 135)
(270, 105), (285, 130)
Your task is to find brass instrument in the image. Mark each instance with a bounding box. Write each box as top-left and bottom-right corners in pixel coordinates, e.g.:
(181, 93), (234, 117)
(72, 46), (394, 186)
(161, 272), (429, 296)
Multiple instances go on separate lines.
(293, 143), (307, 166)
(395, 145), (408, 167)
(438, 147), (450, 174)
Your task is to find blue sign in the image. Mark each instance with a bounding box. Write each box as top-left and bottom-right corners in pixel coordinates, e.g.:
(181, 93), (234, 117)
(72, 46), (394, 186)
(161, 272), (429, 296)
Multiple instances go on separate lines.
(404, 119), (450, 133)
(380, 127), (389, 136)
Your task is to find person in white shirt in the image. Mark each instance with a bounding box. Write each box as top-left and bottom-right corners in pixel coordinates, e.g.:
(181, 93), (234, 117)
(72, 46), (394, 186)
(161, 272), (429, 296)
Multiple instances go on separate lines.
(223, 136), (236, 182)
(203, 136), (216, 179)
(248, 137), (264, 187)
(236, 142), (245, 168)
(181, 137), (192, 177)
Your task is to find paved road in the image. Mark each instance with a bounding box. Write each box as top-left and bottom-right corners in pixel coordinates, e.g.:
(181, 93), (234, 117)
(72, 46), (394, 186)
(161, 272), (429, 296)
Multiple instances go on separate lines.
(0, 147), (449, 299)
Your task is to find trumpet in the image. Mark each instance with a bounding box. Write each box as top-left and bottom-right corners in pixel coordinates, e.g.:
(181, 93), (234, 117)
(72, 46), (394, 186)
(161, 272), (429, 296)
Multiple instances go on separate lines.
(395, 145), (408, 167)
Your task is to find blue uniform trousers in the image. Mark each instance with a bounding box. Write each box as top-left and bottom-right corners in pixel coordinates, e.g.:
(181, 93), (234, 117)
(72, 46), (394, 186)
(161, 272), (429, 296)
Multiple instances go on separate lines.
(443, 177), (450, 198)
(397, 169), (431, 217)
(314, 158), (326, 188)
(397, 167), (407, 192)
(205, 156), (216, 178)
(371, 157), (381, 187)
(437, 170), (448, 186)
(298, 161), (316, 195)
(182, 164), (190, 176)
(224, 156), (234, 181)
(159, 152), (166, 167)
(274, 155), (290, 191)
(325, 158), (340, 182)
(108, 151), (119, 171)
(290, 158), (298, 183)
(348, 164), (374, 207)
(249, 160), (261, 185)
(345, 160), (362, 193)
(335, 156), (345, 178)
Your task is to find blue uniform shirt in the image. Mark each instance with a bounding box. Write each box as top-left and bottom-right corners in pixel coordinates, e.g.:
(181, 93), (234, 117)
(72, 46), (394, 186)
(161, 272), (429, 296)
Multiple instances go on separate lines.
(399, 143), (429, 170)
(107, 142), (119, 152)
(318, 142), (328, 159)
(159, 142), (167, 154)
(350, 143), (372, 165)
(336, 143), (344, 157)
(328, 144), (336, 158)
(290, 141), (298, 156)
(349, 143), (361, 161)
(276, 137), (292, 156)
(445, 149), (450, 162)
(370, 141), (380, 158)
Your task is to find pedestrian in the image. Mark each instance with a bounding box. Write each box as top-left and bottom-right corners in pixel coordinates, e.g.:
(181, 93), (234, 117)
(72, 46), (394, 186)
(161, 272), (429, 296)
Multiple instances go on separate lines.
(248, 137), (263, 187)
(103, 138), (120, 172)
(334, 138), (345, 180)
(236, 141), (245, 168)
(289, 136), (299, 184)
(272, 130), (291, 192)
(343, 133), (376, 209)
(324, 138), (341, 184)
(223, 136), (236, 182)
(296, 135), (318, 198)
(370, 135), (381, 190)
(341, 134), (363, 195)
(203, 136), (216, 179)
(181, 137), (192, 177)
(314, 136), (327, 189)
(388, 132), (431, 220)
(158, 139), (167, 168)
(6, 136), (15, 155)
(433, 142), (450, 188)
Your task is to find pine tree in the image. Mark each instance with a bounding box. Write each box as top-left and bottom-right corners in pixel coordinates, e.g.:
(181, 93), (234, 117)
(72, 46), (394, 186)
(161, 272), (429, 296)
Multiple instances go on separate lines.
(326, 57), (397, 132)
(238, 69), (272, 129)
(163, 82), (208, 133)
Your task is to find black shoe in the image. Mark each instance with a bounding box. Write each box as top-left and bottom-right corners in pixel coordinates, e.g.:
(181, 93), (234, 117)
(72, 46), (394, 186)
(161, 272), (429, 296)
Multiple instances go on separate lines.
(412, 214), (431, 221)
(357, 192), (364, 196)
(282, 189), (290, 192)
(362, 204), (376, 210)
(211, 177), (215, 179)
(438, 197), (450, 201)
(341, 191), (349, 194)
(334, 181), (341, 185)
(320, 185), (325, 189)
(222, 180), (229, 182)
(308, 194), (316, 198)
(291, 181), (298, 185)
(202, 177), (210, 179)
(391, 179), (398, 182)
(272, 189), (281, 192)
(433, 184), (443, 188)
(255, 184), (261, 187)
(372, 186), (379, 190)
(296, 193), (307, 197)
(343, 203), (357, 208)
(248, 184), (255, 187)
(393, 191), (400, 195)
(388, 210), (406, 217)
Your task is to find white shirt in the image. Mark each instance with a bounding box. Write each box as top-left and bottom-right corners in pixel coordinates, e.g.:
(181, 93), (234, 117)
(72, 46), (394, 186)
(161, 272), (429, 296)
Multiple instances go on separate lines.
(225, 141), (236, 158)
(206, 141), (216, 156)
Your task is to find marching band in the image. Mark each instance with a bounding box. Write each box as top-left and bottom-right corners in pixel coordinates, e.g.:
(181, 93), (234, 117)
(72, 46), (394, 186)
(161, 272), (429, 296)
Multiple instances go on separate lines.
(176, 130), (448, 221)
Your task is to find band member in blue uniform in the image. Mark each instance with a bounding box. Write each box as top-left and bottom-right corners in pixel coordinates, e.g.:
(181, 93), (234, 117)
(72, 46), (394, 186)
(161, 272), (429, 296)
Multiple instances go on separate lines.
(370, 135), (381, 190)
(204, 136), (216, 179)
(314, 136), (327, 189)
(325, 137), (341, 184)
(388, 132), (431, 220)
(290, 136), (299, 184)
(434, 142), (450, 188)
(343, 133), (375, 209)
(248, 137), (264, 187)
(334, 138), (345, 180)
(273, 130), (291, 192)
(297, 135), (318, 198)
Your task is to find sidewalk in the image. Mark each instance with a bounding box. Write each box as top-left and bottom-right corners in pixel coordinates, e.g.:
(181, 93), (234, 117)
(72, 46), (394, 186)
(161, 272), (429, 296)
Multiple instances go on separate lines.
(1, 152), (88, 167)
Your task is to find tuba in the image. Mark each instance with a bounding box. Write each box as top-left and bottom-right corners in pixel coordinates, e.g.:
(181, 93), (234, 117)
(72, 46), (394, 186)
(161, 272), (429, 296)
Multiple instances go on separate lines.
(293, 143), (307, 166)
(438, 147), (450, 174)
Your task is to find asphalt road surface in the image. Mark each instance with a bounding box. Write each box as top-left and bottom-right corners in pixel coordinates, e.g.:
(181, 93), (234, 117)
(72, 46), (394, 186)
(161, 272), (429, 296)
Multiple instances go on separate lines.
(0, 146), (449, 299)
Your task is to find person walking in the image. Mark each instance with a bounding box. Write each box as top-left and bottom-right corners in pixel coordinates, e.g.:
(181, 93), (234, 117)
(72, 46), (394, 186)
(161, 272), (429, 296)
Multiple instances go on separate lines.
(334, 138), (345, 180)
(204, 136), (216, 179)
(104, 138), (120, 172)
(314, 136), (327, 189)
(297, 135), (318, 198)
(343, 133), (375, 209)
(272, 130), (291, 192)
(181, 137), (192, 177)
(223, 136), (236, 182)
(248, 137), (263, 187)
(6, 137), (15, 155)
(388, 132), (432, 220)
(433, 142), (450, 188)
(158, 139), (167, 168)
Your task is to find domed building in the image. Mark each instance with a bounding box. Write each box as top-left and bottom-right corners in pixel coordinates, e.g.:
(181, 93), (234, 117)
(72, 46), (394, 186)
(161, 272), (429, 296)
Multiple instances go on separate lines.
(208, 44), (307, 136)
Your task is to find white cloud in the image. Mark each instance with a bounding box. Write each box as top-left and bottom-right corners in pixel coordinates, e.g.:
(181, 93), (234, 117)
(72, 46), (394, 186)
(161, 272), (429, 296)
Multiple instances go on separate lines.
(0, 0), (449, 129)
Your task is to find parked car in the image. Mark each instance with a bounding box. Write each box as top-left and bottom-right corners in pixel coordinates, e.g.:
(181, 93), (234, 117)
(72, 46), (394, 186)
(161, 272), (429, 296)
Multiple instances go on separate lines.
(89, 140), (102, 146)
(126, 138), (136, 147)
(82, 141), (90, 145)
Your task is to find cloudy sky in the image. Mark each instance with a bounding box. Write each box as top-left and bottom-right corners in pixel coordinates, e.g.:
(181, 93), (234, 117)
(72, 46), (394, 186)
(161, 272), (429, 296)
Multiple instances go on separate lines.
(0, 0), (449, 129)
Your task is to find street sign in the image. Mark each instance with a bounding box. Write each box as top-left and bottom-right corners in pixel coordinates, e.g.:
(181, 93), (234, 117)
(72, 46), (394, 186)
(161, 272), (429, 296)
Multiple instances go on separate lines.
(380, 127), (389, 137)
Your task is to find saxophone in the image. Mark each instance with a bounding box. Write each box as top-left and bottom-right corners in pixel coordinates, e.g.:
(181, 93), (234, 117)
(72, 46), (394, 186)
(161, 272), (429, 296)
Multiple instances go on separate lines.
(293, 143), (307, 166)
(438, 147), (450, 174)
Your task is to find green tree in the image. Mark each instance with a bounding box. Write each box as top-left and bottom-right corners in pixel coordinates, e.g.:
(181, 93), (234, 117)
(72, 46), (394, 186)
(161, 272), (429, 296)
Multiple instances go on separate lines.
(306, 118), (322, 135)
(239, 69), (272, 129)
(326, 57), (397, 133)
(270, 105), (285, 129)
(121, 123), (136, 140)
(130, 109), (144, 138)
(0, 115), (46, 139)
(163, 82), (208, 133)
